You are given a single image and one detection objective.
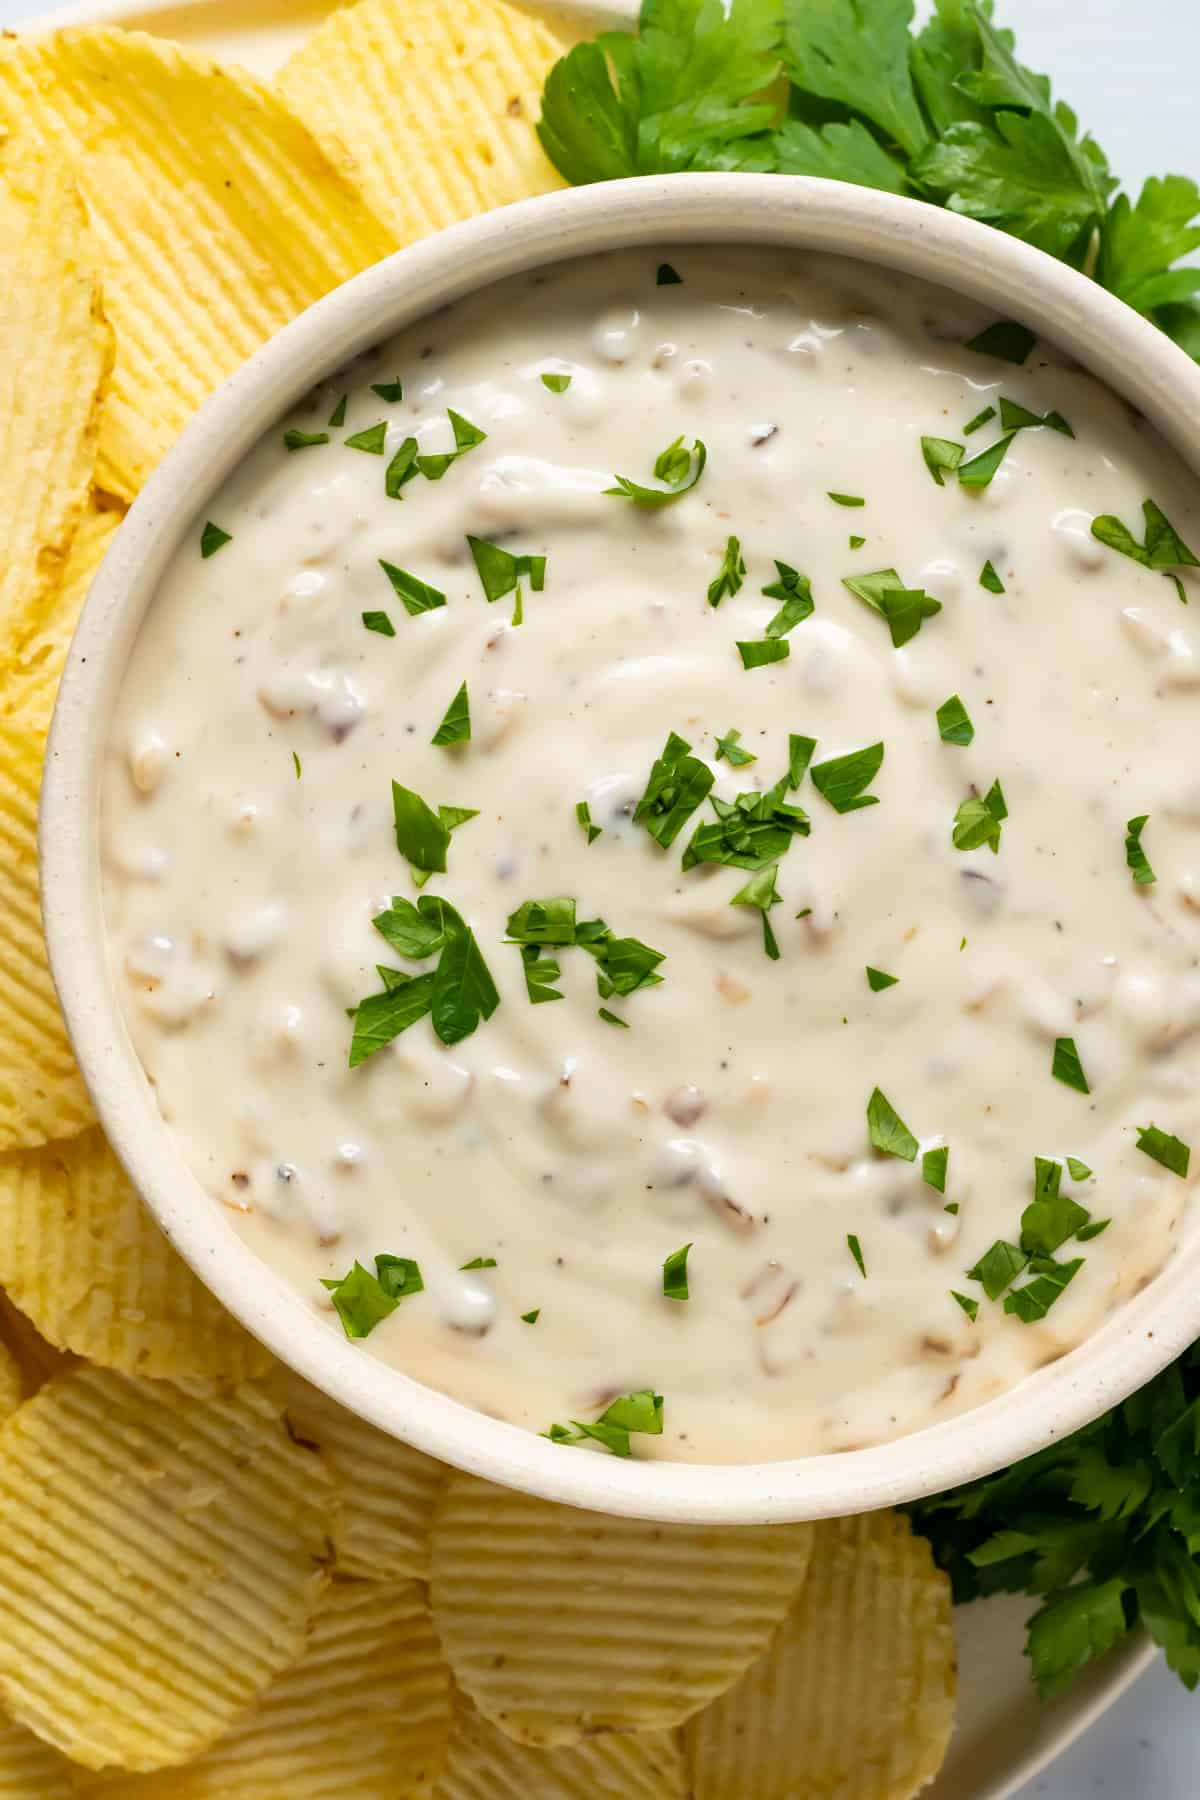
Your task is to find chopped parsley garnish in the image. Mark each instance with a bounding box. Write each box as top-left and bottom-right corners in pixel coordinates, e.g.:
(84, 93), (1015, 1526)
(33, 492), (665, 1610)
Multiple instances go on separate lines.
(731, 862), (782, 959)
(327, 394), (348, 428)
(963, 321), (1036, 365)
(634, 731), (714, 848)
(460, 1256), (497, 1270)
(418, 409), (487, 480)
(348, 973), (440, 1060)
(922, 1145), (949, 1193)
(827, 492), (865, 508)
(708, 535), (746, 606)
(681, 774), (810, 872)
(963, 405), (997, 436)
(344, 421), (389, 454)
(843, 568), (941, 647)
(392, 781), (452, 877)
(606, 435), (706, 506)
(761, 561), (815, 636)
(1004, 1257), (1084, 1323)
(737, 638), (790, 669)
(598, 1006), (629, 1027)
(979, 559), (1006, 594)
(1020, 1157), (1091, 1256)
(322, 1253), (423, 1338)
(1091, 499), (1200, 570)
(351, 891), (497, 1060)
(371, 377), (404, 402)
(921, 436), (964, 486)
(362, 610), (396, 636)
(541, 371), (572, 392)
(847, 1234), (867, 1277)
(1067, 1157), (1093, 1182)
(431, 681), (471, 747)
(849, 533), (865, 549)
(810, 742), (883, 814)
(546, 1390), (664, 1458)
(200, 521), (231, 558)
(429, 914), (500, 1046)
(506, 897), (578, 946)
(788, 734), (816, 786)
(466, 535), (547, 605)
(1125, 814), (1156, 886)
(385, 436), (420, 498)
(1052, 1036), (1091, 1095)
(292, 751), (301, 780)
(951, 1290), (979, 1323)
(867, 1086), (918, 1162)
(521, 1309), (541, 1324)
(1136, 1124), (1191, 1178)
(379, 561), (447, 615)
(957, 431), (1017, 489)
(952, 780), (1007, 854)
(866, 966), (899, 992)
(663, 1242), (691, 1300)
(373, 894), (452, 959)
(656, 262), (682, 285)
(507, 900), (664, 1008)
(714, 727), (756, 766)
(936, 694), (975, 746)
(998, 395), (1074, 436)
(576, 800), (601, 844)
(967, 1238), (1027, 1300)
(284, 428), (329, 452)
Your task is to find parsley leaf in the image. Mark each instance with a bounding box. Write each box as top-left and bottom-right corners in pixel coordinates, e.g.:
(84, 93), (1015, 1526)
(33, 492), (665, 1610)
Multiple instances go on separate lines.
(682, 775), (810, 871)
(663, 1243), (691, 1300)
(634, 731), (714, 848)
(810, 742), (884, 814)
(657, 262), (683, 284)
(1136, 1125), (1191, 1178)
(867, 1086), (918, 1162)
(957, 431), (1017, 489)
(967, 1238), (1027, 1300)
(1052, 1036), (1090, 1095)
(1091, 500), (1200, 570)
(963, 320), (1037, 364)
(922, 1144), (949, 1193)
(827, 492), (865, 508)
(715, 727), (756, 766)
(1004, 1255), (1084, 1323)
(761, 560), (815, 635)
(541, 371), (572, 392)
(708, 535), (746, 605)
(607, 435), (707, 506)
(1021, 1157), (1091, 1256)
(371, 377), (404, 402)
(921, 435), (964, 485)
(843, 567), (941, 647)
(505, 897), (578, 946)
(467, 536), (547, 602)
(348, 972), (437, 1066)
(731, 861), (783, 959)
(951, 1290), (979, 1323)
(576, 800), (602, 844)
(963, 404), (997, 435)
(738, 639), (790, 669)
(998, 395), (1074, 436)
(345, 421), (389, 454)
(936, 694), (975, 746)
(866, 966), (899, 992)
(431, 912), (500, 1045)
(372, 895), (450, 960)
(284, 428), (329, 452)
(1125, 814), (1156, 886)
(781, 0), (930, 162)
(322, 1255), (423, 1338)
(979, 558), (1005, 593)
(385, 436), (421, 499)
(327, 394), (348, 428)
(847, 1233), (867, 1278)
(200, 521), (231, 558)
(392, 781), (452, 876)
(1098, 175), (1200, 316)
(362, 610), (396, 637)
(431, 681), (471, 747)
(379, 561), (447, 615)
(952, 779), (1007, 853)
(547, 1390), (665, 1458)
(417, 409), (488, 480)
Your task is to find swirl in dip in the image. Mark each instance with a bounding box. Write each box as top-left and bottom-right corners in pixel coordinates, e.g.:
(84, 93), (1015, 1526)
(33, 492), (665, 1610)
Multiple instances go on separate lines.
(101, 246), (1200, 1463)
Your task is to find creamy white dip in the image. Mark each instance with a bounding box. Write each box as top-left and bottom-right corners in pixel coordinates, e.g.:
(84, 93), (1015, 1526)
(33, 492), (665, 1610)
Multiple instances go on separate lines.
(101, 246), (1200, 1462)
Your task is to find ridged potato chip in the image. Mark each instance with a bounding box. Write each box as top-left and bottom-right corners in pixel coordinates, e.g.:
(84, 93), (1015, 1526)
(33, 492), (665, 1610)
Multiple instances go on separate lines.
(1, 498), (123, 734)
(0, 1290), (73, 1397)
(431, 1473), (815, 1745)
(0, 1126), (272, 1385)
(0, 129), (110, 648)
(0, 1342), (19, 1427)
(438, 1696), (689, 1799)
(0, 1713), (75, 1799)
(685, 1511), (957, 1800)
(277, 0), (568, 246)
(0, 724), (94, 1150)
(77, 1579), (452, 1798)
(0, 29), (395, 500)
(0, 1367), (334, 1771)
(281, 1372), (446, 1580)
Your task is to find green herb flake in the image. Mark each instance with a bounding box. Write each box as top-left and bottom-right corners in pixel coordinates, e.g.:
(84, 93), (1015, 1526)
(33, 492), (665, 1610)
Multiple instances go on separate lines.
(391, 781), (452, 877)
(385, 436), (421, 499)
(460, 1256), (497, 1270)
(952, 780), (1007, 854)
(731, 862), (783, 960)
(967, 1239), (1028, 1300)
(951, 1290), (979, 1323)
(867, 1086), (919, 1162)
(980, 559), (1006, 593)
(283, 428), (329, 452)
(828, 491), (865, 507)
(923, 1145), (949, 1193)
(321, 1257), (422, 1338)
(998, 395), (1074, 436)
(847, 1233), (867, 1277)
(1066, 1157), (1093, 1182)
(541, 371), (572, 392)
(958, 431), (1017, 489)
(715, 727), (756, 767)
(811, 742), (884, 814)
(1021, 1157), (1091, 1255)
(362, 610), (396, 637)
(1091, 499), (1200, 570)
(1125, 814), (1156, 886)
(521, 1309), (541, 1324)
(431, 680), (471, 748)
(633, 730), (714, 848)
(843, 567), (941, 647)
(1052, 1036), (1091, 1095)
(344, 421), (389, 454)
(200, 521), (231, 558)
(327, 394), (348, 428)
(291, 751), (301, 780)
(1135, 1124), (1191, 1178)
(657, 262), (683, 285)
(866, 966), (899, 992)
(466, 535), (546, 604)
(963, 405), (997, 436)
(371, 377), (404, 402)
(417, 409), (488, 480)
(963, 322), (1037, 365)
(708, 534), (746, 606)
(598, 1005), (629, 1028)
(606, 435), (706, 507)
(937, 694), (975, 746)
(576, 800), (601, 844)
(849, 533), (866, 549)
(921, 436), (965, 486)
(1004, 1256), (1084, 1323)
(762, 561), (815, 636)
(738, 638), (790, 670)
(1076, 1219), (1111, 1242)
(379, 561), (447, 616)
(663, 1242), (692, 1300)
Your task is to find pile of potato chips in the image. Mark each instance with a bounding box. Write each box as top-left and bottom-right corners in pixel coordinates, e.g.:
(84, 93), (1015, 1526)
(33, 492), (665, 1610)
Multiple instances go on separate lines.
(0, 1), (957, 1791)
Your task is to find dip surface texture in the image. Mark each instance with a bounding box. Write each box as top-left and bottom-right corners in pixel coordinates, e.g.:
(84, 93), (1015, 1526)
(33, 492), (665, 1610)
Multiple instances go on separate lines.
(101, 247), (1200, 1462)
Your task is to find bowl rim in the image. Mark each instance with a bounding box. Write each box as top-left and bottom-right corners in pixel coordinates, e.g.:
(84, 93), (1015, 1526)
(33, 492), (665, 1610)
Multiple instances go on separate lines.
(42, 172), (1200, 1523)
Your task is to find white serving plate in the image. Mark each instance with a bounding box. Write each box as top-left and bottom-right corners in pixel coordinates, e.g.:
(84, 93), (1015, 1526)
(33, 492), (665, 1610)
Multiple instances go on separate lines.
(14, 0), (1158, 1793)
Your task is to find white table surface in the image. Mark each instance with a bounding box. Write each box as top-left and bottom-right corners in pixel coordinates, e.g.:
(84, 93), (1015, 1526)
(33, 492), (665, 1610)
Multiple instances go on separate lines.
(3, 0), (1198, 1791)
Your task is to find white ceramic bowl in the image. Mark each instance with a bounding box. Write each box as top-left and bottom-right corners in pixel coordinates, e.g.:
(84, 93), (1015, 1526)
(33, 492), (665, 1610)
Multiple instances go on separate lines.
(42, 173), (1200, 1523)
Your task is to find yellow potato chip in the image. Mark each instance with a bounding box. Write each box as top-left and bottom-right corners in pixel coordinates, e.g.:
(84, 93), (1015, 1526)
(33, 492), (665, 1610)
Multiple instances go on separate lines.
(685, 1511), (957, 1800)
(0, 1126), (272, 1386)
(0, 1341), (19, 1427)
(277, 0), (569, 246)
(0, 1366), (334, 1772)
(0, 724), (94, 1150)
(0, 129), (111, 647)
(76, 1578), (452, 1798)
(0, 29), (395, 501)
(0, 1713), (75, 1800)
(439, 1696), (689, 1800)
(0, 1290), (73, 1397)
(1, 498), (123, 735)
(281, 1372), (446, 1580)
(431, 1473), (815, 1745)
